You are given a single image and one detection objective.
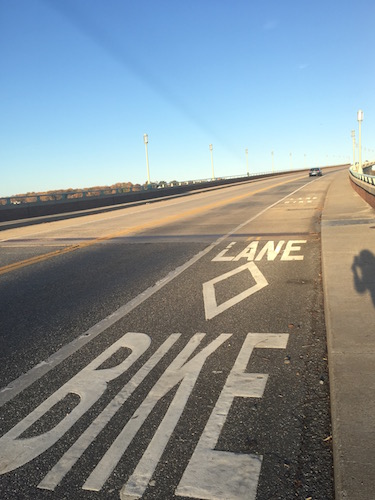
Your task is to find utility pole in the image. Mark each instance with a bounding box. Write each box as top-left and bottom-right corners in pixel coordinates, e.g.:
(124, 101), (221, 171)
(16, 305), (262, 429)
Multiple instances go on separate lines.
(209, 144), (215, 179)
(351, 130), (356, 171)
(357, 110), (364, 173)
(143, 134), (150, 184)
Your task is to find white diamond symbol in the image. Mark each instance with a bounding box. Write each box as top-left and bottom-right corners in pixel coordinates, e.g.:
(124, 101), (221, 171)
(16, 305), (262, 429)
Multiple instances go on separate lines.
(203, 262), (268, 320)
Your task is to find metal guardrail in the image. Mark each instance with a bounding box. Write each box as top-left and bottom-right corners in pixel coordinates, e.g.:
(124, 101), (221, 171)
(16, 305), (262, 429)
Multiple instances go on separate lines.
(349, 163), (375, 210)
(349, 167), (375, 185)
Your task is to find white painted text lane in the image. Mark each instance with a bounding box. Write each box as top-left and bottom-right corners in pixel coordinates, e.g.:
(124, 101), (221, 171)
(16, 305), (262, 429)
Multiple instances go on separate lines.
(212, 240), (307, 262)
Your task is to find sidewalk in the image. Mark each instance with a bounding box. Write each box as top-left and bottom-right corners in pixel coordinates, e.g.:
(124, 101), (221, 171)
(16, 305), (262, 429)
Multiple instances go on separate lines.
(322, 169), (375, 499)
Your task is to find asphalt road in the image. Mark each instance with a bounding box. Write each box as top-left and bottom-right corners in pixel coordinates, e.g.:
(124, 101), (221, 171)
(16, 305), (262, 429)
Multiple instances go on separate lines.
(0, 172), (335, 499)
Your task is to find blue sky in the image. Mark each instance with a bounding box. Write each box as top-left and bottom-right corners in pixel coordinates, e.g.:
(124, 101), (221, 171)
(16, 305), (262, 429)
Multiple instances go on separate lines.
(1, 0), (374, 196)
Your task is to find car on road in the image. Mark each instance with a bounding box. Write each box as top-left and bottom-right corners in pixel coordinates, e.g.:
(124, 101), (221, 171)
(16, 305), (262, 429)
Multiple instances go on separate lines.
(309, 167), (322, 177)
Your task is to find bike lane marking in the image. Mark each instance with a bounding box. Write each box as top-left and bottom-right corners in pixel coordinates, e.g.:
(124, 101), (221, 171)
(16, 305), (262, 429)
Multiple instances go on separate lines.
(0, 181), (310, 407)
(0, 191), (317, 497)
(0, 234), (307, 497)
(175, 333), (289, 500)
(0, 331), (289, 500)
(203, 239), (307, 319)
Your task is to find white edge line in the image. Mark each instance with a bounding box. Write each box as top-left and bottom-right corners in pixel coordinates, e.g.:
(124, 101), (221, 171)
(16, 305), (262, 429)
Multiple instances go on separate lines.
(0, 180), (311, 407)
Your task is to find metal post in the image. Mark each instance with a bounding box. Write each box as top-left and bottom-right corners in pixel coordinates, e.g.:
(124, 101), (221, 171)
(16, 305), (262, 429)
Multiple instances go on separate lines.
(351, 130), (356, 171)
(245, 148), (249, 176)
(143, 134), (150, 184)
(357, 110), (364, 173)
(209, 144), (215, 179)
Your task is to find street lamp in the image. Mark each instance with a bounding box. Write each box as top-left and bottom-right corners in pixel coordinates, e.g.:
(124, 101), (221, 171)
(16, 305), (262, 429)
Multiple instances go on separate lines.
(245, 148), (249, 176)
(209, 144), (215, 179)
(357, 110), (364, 173)
(351, 130), (356, 171)
(143, 133), (150, 184)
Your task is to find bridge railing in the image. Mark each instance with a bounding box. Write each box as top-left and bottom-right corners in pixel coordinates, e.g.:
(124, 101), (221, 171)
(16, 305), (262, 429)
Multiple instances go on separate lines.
(349, 165), (375, 186)
(349, 162), (375, 209)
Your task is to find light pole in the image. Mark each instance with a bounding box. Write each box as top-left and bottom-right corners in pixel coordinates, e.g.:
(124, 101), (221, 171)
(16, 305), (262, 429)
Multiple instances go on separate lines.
(271, 151), (274, 173)
(143, 134), (150, 184)
(245, 148), (249, 176)
(209, 144), (215, 179)
(351, 130), (356, 171)
(357, 110), (364, 173)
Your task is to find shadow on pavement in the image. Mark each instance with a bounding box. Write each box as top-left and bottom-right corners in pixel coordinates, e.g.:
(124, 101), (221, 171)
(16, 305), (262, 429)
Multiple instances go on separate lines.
(352, 250), (375, 307)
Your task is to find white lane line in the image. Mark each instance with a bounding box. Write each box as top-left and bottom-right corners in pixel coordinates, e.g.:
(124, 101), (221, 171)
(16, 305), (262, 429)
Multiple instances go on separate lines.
(0, 181), (311, 407)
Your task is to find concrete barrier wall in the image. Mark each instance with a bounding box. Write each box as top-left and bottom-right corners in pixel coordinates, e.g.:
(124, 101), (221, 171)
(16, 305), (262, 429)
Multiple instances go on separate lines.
(0, 173), (277, 223)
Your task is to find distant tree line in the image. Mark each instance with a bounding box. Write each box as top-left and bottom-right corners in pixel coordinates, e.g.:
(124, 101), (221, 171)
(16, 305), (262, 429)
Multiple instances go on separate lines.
(3, 180), (179, 204)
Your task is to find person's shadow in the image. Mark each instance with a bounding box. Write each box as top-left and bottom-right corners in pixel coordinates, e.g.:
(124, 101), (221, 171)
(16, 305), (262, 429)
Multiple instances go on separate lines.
(352, 250), (375, 307)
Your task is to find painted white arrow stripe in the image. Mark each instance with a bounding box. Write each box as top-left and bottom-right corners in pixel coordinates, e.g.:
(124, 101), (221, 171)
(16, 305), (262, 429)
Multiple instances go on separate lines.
(203, 262), (268, 320)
